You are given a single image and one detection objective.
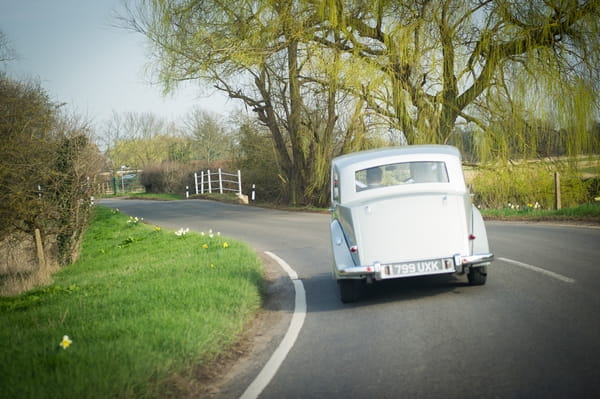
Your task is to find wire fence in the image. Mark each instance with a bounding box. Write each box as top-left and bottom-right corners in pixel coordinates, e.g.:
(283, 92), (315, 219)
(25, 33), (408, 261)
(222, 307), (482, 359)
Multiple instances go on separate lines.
(94, 172), (145, 195)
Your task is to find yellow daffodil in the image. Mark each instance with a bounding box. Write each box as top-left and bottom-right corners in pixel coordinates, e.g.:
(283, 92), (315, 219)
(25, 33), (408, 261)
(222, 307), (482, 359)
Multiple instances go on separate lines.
(59, 335), (72, 350)
(223, 242), (229, 248)
(202, 243), (208, 249)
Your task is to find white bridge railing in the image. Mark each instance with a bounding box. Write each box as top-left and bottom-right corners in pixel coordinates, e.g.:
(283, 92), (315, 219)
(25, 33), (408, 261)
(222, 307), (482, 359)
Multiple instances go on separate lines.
(194, 169), (242, 195)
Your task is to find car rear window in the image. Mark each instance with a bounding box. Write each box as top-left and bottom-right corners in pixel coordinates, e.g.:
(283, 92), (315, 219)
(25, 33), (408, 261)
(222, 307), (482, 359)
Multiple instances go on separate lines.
(355, 161), (449, 191)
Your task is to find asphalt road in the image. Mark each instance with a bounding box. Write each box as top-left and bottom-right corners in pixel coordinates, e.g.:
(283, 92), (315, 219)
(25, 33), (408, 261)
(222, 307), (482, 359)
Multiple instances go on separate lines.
(100, 199), (600, 399)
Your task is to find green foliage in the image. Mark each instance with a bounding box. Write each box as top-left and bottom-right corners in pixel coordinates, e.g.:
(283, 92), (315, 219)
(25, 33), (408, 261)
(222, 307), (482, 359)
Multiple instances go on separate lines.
(102, 112), (176, 170)
(167, 136), (192, 162)
(52, 134), (95, 264)
(102, 109), (234, 177)
(122, 0), (600, 207)
(0, 206), (263, 399)
(126, 192), (185, 201)
(481, 203), (600, 222)
(472, 162), (591, 209)
(232, 119), (284, 203)
(554, 203), (600, 219)
(105, 135), (180, 170)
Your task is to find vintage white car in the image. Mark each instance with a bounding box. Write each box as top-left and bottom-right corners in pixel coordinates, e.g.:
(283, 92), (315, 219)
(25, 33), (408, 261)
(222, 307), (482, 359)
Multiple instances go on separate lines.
(330, 145), (494, 302)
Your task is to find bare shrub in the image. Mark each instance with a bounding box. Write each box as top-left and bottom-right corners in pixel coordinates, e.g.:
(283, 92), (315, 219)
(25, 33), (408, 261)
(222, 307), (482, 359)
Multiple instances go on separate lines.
(141, 161), (197, 194)
(0, 73), (102, 295)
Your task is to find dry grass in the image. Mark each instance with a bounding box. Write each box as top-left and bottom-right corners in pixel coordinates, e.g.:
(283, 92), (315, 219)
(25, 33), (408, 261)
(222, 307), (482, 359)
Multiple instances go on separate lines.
(0, 232), (60, 297)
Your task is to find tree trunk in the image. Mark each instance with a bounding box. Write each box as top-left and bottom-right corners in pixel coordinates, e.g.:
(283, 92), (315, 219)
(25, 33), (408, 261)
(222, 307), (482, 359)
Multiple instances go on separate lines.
(287, 38), (306, 206)
(439, 13), (458, 144)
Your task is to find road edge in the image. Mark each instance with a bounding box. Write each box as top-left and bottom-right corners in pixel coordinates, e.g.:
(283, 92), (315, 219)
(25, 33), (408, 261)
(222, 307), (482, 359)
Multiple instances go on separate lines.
(239, 252), (306, 399)
(181, 251), (297, 399)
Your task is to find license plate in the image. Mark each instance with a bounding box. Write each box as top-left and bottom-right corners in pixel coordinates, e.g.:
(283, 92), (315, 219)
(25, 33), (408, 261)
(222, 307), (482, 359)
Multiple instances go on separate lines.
(382, 258), (455, 278)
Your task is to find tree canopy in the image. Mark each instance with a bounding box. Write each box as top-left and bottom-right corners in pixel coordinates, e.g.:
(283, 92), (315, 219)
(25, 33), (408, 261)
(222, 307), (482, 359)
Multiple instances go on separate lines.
(122, 0), (600, 205)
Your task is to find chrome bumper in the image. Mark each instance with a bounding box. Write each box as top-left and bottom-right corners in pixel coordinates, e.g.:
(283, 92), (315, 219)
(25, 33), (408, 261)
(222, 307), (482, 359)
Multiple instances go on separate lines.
(458, 252), (494, 267)
(336, 252), (494, 280)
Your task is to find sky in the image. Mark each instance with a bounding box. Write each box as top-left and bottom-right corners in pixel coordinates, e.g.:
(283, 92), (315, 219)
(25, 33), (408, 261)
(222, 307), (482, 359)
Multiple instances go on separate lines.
(0, 0), (234, 128)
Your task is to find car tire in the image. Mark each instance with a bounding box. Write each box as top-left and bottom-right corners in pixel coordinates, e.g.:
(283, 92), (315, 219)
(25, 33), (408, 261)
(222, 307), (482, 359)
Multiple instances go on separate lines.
(339, 279), (360, 303)
(468, 266), (487, 285)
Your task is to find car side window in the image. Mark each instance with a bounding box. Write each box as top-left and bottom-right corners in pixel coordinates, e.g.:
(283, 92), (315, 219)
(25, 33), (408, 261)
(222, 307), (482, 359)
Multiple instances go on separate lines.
(332, 169), (340, 203)
(355, 167), (383, 191)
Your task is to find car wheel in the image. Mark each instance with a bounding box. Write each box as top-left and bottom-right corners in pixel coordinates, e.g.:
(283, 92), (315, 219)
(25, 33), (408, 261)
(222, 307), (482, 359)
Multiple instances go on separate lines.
(468, 266), (487, 285)
(339, 279), (360, 303)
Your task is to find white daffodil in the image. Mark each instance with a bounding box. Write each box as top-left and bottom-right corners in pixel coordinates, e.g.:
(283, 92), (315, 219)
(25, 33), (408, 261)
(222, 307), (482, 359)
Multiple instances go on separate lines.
(59, 335), (72, 350)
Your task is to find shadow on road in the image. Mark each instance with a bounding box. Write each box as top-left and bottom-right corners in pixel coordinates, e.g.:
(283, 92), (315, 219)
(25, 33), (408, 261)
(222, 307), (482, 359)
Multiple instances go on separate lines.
(302, 271), (472, 313)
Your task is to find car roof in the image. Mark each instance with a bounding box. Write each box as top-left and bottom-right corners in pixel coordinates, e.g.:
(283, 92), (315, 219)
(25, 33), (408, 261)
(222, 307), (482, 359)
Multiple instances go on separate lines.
(332, 145), (461, 170)
(331, 145), (467, 205)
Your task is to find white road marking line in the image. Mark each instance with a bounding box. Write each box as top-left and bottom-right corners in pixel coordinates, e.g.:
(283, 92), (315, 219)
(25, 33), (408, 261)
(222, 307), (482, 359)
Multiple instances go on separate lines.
(498, 257), (575, 284)
(239, 251), (306, 399)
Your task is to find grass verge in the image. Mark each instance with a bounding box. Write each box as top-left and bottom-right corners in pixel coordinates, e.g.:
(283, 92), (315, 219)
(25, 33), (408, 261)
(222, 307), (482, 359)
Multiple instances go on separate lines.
(126, 192), (186, 201)
(0, 206), (264, 399)
(95, 193), (185, 200)
(480, 202), (600, 223)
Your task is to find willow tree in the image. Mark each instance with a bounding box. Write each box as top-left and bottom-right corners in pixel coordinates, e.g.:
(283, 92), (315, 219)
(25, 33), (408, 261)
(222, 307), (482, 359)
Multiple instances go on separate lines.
(316, 0), (600, 154)
(122, 0), (380, 205)
(340, 0), (600, 153)
(122, 0), (599, 204)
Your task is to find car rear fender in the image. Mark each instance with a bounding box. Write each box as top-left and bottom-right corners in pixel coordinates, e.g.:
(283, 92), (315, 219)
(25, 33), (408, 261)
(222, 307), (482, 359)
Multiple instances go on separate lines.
(471, 206), (490, 255)
(330, 219), (357, 278)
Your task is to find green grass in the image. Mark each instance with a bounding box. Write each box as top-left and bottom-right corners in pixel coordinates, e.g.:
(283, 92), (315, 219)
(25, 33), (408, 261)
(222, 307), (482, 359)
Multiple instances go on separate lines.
(126, 192), (185, 200)
(94, 192), (185, 200)
(481, 202), (600, 222)
(0, 206), (264, 399)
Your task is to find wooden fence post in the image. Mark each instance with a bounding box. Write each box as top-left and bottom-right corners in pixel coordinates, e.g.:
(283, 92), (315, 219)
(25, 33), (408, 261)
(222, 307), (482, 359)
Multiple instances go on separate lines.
(34, 229), (46, 270)
(555, 171), (561, 210)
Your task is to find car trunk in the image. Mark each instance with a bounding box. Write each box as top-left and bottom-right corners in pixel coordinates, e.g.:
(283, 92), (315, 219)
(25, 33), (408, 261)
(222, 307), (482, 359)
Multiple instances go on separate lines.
(350, 192), (470, 266)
